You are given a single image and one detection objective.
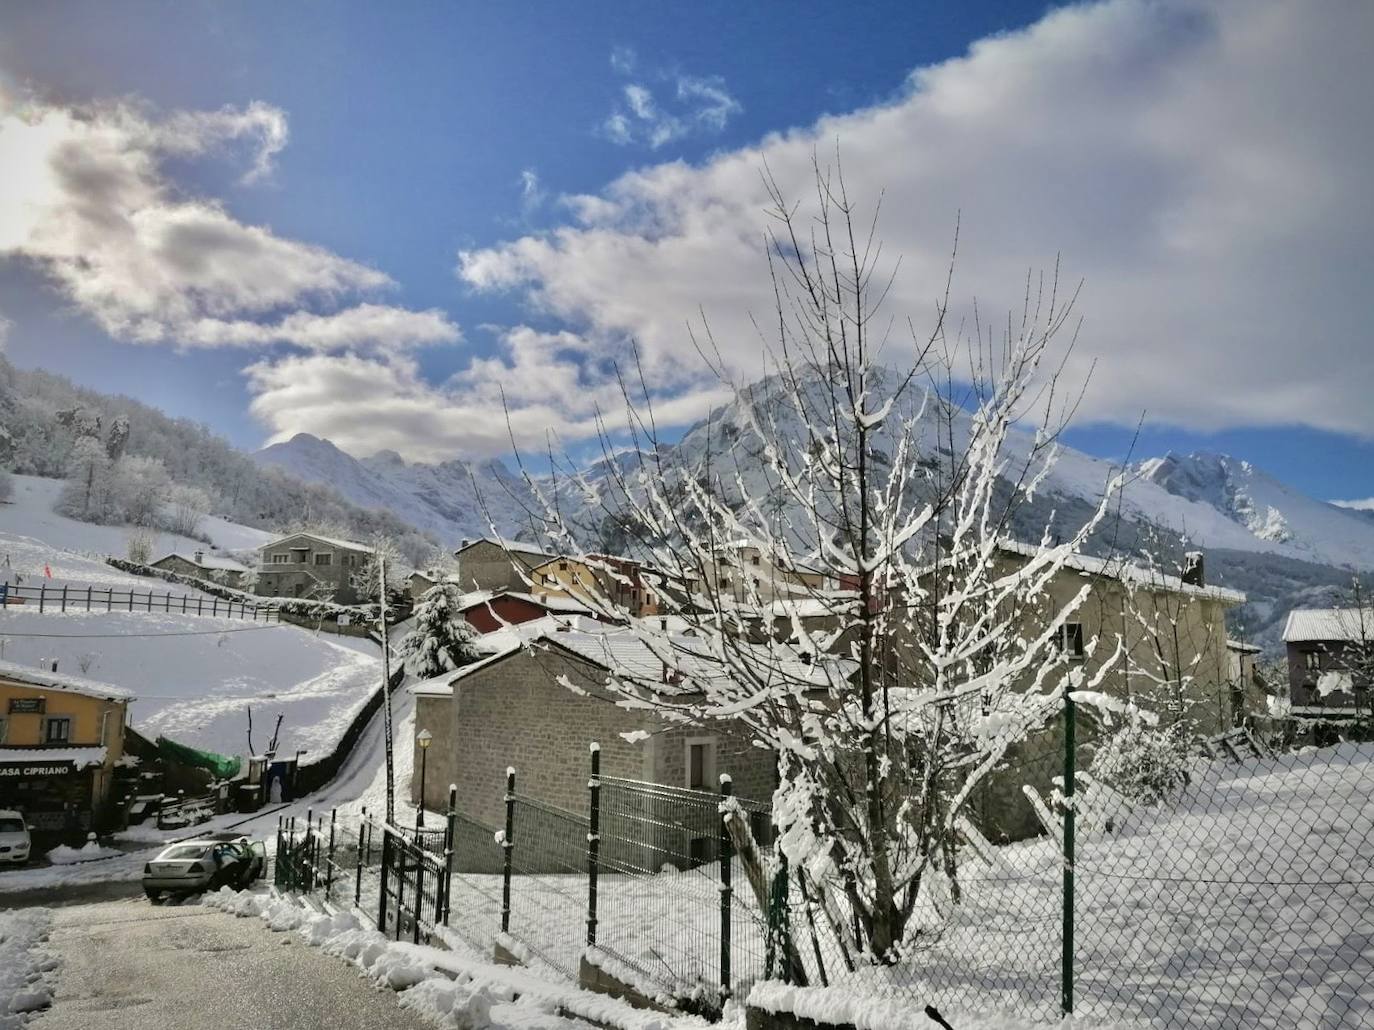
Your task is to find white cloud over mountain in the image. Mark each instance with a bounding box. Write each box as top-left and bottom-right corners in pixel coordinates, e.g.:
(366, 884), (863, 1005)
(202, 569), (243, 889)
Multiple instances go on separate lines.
(461, 0), (1374, 443)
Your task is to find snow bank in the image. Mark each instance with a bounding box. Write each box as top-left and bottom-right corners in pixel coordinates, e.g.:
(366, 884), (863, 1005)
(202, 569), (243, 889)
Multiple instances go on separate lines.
(206, 887), (715, 1029)
(0, 907), (59, 1027)
(747, 981), (1137, 1029)
(44, 840), (123, 866)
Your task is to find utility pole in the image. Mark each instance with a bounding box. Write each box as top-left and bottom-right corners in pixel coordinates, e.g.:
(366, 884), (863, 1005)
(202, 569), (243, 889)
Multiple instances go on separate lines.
(379, 551), (396, 826)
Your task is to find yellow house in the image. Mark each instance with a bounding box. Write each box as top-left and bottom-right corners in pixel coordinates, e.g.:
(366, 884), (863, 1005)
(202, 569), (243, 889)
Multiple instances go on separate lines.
(0, 660), (132, 833)
(530, 554), (660, 617)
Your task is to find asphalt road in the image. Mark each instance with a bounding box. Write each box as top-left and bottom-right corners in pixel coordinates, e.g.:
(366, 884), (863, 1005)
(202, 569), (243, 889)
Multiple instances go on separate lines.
(30, 897), (435, 1030)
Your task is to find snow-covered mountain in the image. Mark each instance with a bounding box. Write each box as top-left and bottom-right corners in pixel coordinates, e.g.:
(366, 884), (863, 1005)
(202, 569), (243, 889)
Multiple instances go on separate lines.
(1135, 452), (1374, 571)
(254, 433), (539, 545)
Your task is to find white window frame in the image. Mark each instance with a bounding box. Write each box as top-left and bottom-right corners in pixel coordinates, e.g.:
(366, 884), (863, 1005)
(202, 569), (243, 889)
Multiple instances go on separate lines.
(44, 716), (72, 744)
(684, 736), (717, 792)
(270, 553), (290, 564)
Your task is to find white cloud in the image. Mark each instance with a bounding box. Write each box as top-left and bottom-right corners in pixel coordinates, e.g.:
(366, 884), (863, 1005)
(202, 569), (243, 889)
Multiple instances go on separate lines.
(609, 46), (637, 76)
(469, 0), (1374, 441)
(1332, 499), (1374, 513)
(0, 91), (458, 351)
(247, 329), (731, 461)
(600, 58), (742, 149)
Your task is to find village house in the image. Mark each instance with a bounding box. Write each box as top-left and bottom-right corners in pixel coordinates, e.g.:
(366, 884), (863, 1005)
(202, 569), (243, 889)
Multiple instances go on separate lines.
(149, 549), (250, 588)
(452, 538), (553, 593)
(253, 531), (374, 604)
(0, 660), (132, 837)
(411, 625), (832, 858)
(529, 553), (661, 617)
(1281, 607), (1373, 737)
(455, 589), (601, 634)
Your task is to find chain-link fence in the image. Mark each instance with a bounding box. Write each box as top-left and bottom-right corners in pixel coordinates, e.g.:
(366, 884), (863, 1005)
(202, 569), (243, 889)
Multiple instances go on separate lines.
(761, 727), (1374, 1029)
(272, 727), (1374, 1028)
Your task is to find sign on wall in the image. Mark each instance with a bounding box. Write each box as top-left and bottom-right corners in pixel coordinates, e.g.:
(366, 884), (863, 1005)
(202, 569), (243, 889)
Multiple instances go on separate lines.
(7, 697), (46, 714)
(0, 762), (73, 777)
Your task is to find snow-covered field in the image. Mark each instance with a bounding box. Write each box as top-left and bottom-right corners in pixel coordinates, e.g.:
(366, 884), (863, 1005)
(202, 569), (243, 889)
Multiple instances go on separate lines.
(0, 607), (380, 758)
(0, 907), (58, 1029)
(0, 474), (272, 564)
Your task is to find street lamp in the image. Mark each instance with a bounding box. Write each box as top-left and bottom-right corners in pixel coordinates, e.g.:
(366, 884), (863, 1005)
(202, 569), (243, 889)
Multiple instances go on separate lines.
(416, 728), (432, 827)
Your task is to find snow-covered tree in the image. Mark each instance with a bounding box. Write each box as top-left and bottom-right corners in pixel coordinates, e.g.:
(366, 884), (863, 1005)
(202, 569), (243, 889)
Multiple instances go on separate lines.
(105, 415), (130, 462)
(501, 163), (1128, 964)
(349, 532), (408, 601)
(126, 528), (156, 564)
(109, 454), (171, 527)
(396, 583), (481, 677)
(55, 437), (113, 521)
(165, 483), (212, 537)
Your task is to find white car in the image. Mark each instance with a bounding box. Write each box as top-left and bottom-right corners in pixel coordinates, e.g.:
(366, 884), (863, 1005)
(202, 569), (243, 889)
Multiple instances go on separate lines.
(0, 809), (31, 865)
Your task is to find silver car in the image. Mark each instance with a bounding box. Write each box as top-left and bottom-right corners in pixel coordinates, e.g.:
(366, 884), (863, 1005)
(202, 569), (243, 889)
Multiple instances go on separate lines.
(143, 834), (265, 901)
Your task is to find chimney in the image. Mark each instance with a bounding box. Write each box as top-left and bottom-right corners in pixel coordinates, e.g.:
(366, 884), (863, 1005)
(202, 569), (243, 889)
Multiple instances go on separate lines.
(1182, 551), (1205, 587)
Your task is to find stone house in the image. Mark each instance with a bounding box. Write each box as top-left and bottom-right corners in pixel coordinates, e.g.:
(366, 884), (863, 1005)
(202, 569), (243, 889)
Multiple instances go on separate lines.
(950, 543), (1246, 840)
(149, 549), (250, 588)
(452, 538), (553, 593)
(413, 627), (804, 868)
(1282, 607), (1374, 733)
(253, 532), (373, 604)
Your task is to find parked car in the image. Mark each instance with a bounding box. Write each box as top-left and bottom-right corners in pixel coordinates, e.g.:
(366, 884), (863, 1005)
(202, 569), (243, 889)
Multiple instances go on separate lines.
(0, 810), (31, 866)
(142, 834), (265, 901)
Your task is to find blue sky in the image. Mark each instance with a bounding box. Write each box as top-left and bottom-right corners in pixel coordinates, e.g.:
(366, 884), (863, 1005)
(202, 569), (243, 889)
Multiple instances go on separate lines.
(1, 0), (1372, 502)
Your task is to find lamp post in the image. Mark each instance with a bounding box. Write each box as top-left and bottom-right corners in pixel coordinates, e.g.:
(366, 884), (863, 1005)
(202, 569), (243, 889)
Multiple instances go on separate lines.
(416, 729), (432, 828)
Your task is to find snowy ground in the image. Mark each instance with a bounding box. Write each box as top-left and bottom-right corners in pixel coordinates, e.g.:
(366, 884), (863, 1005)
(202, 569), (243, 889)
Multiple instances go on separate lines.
(0, 607), (381, 758)
(0, 907), (59, 1029)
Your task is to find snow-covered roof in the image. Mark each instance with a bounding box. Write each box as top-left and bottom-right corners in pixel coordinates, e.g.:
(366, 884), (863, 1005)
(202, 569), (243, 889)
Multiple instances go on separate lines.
(152, 551), (249, 573)
(995, 540), (1247, 605)
(1226, 638), (1264, 654)
(446, 622), (849, 697)
(411, 672), (459, 698)
(0, 659), (134, 700)
(0, 746), (108, 769)
(259, 531), (372, 553)
(454, 537), (551, 560)
(1282, 608), (1374, 644)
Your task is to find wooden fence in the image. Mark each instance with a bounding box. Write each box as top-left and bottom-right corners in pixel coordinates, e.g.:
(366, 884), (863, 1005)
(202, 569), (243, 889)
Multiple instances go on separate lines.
(0, 581), (279, 622)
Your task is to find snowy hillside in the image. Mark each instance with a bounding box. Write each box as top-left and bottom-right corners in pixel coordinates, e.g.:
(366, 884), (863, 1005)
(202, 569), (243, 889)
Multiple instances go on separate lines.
(254, 433), (536, 546)
(0, 474), (271, 567)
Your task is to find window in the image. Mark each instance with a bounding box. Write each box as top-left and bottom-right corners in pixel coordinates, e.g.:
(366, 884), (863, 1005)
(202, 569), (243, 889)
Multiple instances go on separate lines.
(1056, 623), (1085, 660)
(1305, 651), (1322, 671)
(270, 553), (289, 564)
(686, 739), (717, 791)
(44, 717), (72, 744)
(314, 553), (332, 566)
(559, 560), (569, 571)
(0, 717), (6, 744)
(750, 555), (761, 566)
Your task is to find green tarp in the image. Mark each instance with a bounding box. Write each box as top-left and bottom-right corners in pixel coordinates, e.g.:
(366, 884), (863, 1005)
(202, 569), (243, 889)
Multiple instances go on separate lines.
(154, 735), (241, 780)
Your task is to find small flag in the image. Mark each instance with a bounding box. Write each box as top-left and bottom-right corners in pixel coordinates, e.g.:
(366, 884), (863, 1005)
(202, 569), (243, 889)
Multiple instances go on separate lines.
(43, 564), (52, 579)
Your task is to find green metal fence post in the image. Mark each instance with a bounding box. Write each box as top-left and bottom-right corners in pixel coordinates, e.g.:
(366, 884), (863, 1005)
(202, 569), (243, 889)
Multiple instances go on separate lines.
(378, 827), (391, 932)
(501, 767), (515, 934)
(355, 808), (367, 906)
(326, 809), (337, 901)
(719, 773), (734, 1000)
(587, 742), (601, 947)
(1062, 684), (1076, 1016)
(443, 785), (457, 925)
